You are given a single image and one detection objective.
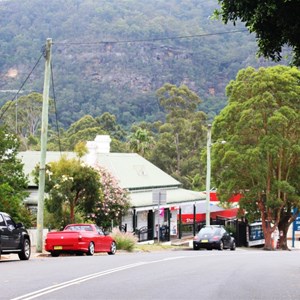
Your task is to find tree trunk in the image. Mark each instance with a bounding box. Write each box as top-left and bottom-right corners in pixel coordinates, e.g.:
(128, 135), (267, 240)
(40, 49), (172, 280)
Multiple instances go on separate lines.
(278, 220), (290, 250)
(278, 209), (293, 250)
(263, 229), (273, 250)
(70, 204), (75, 224)
(174, 133), (181, 173)
(261, 217), (276, 250)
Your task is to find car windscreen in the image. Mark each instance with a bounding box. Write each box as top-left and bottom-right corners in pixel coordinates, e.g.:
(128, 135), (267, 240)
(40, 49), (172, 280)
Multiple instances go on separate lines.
(198, 227), (221, 238)
(65, 225), (93, 231)
(0, 214), (5, 226)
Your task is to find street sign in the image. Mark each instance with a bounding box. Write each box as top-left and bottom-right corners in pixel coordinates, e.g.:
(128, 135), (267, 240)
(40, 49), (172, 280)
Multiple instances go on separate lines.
(152, 190), (166, 205)
(153, 189), (167, 244)
(293, 214), (300, 231)
(292, 210), (300, 248)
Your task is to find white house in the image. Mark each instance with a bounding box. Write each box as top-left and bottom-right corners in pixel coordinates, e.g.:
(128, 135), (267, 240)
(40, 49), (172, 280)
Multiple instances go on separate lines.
(18, 135), (210, 241)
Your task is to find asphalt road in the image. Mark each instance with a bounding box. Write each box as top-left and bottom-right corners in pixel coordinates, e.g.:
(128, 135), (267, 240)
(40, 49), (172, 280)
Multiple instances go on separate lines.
(1, 248), (300, 300)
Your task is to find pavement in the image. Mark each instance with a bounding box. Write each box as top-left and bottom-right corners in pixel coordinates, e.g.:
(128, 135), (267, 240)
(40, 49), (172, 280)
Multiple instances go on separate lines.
(33, 238), (300, 257)
(1, 238), (299, 260)
(31, 246), (49, 258)
(287, 238), (300, 249)
(170, 236), (300, 251)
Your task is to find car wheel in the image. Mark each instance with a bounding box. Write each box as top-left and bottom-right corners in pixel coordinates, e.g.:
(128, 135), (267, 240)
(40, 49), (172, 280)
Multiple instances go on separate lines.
(50, 251), (60, 257)
(230, 241), (236, 251)
(108, 241), (117, 255)
(218, 240), (224, 251)
(87, 242), (95, 256)
(193, 243), (200, 250)
(18, 238), (31, 260)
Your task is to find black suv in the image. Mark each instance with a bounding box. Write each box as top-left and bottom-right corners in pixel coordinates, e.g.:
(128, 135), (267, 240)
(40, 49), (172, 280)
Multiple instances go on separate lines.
(0, 212), (31, 260)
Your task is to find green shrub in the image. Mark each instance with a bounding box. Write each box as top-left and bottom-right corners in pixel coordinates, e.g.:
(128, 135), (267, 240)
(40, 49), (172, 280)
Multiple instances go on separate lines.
(111, 228), (138, 252)
(225, 225), (236, 236)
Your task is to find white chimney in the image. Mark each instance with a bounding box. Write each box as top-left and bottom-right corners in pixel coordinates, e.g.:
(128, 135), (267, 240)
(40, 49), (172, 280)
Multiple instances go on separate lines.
(94, 135), (111, 154)
(85, 135), (111, 166)
(86, 141), (97, 166)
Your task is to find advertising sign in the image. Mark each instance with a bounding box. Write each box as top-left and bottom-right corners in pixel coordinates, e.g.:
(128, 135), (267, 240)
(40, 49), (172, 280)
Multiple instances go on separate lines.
(292, 211), (300, 248)
(293, 214), (300, 231)
(247, 222), (265, 247)
(152, 190), (166, 205)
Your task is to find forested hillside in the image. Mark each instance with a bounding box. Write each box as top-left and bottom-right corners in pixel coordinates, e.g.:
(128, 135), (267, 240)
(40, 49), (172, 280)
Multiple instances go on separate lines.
(0, 0), (286, 128)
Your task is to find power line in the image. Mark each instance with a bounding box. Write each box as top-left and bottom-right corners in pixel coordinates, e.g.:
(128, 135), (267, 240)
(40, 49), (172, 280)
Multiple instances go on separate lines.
(50, 62), (62, 153)
(0, 28), (248, 130)
(0, 47), (45, 121)
(54, 29), (249, 46)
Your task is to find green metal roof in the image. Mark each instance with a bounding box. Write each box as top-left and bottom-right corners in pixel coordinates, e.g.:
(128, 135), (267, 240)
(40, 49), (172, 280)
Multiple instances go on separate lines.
(93, 153), (180, 190)
(18, 151), (204, 209)
(18, 151), (180, 190)
(18, 151), (77, 186)
(130, 188), (206, 210)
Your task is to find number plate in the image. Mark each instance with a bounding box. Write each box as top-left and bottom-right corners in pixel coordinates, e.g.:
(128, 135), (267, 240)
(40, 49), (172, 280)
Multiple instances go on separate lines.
(54, 246), (62, 250)
(201, 240), (208, 243)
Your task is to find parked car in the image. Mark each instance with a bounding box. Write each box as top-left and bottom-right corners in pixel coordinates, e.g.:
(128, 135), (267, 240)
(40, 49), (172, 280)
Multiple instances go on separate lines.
(45, 224), (117, 257)
(0, 212), (31, 260)
(193, 225), (236, 251)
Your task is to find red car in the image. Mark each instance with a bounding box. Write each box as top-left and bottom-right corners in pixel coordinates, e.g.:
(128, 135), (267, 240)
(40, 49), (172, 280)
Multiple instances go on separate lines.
(45, 224), (116, 257)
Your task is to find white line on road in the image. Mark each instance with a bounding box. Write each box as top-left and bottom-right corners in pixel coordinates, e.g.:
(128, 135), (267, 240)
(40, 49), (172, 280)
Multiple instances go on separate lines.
(11, 251), (283, 300)
(11, 257), (186, 300)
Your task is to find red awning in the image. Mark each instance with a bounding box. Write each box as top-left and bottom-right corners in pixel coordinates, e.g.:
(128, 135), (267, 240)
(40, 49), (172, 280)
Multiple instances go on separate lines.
(209, 191), (242, 202)
(180, 208), (239, 224)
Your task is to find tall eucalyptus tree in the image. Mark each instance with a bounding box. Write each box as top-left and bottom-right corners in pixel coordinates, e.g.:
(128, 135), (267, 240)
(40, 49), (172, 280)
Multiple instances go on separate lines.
(212, 66), (300, 250)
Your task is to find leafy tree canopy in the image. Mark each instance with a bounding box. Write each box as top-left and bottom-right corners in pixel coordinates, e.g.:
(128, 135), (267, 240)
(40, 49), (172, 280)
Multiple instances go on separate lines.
(128, 127), (155, 159)
(38, 155), (102, 228)
(95, 112), (127, 141)
(45, 113), (127, 152)
(215, 0), (300, 65)
(0, 0), (281, 129)
(212, 65), (300, 250)
(149, 84), (207, 189)
(0, 126), (31, 226)
(156, 83), (202, 119)
(0, 92), (54, 150)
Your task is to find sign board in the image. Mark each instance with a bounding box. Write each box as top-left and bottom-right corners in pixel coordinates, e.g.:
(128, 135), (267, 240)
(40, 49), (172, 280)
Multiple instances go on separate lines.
(247, 222), (265, 247)
(292, 211), (300, 247)
(293, 214), (300, 231)
(152, 190), (166, 205)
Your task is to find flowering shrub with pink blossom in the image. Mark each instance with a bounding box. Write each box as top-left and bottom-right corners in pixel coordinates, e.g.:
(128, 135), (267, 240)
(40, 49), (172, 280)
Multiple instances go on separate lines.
(89, 164), (130, 229)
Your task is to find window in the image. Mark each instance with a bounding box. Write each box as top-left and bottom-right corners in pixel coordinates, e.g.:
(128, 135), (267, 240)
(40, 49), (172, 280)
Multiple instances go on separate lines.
(0, 215), (5, 227)
(83, 226), (93, 231)
(96, 226), (104, 235)
(4, 215), (15, 229)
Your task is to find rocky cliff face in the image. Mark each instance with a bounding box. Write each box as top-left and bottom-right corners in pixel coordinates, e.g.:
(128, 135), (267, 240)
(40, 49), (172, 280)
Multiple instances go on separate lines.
(0, 0), (282, 128)
(84, 43), (197, 92)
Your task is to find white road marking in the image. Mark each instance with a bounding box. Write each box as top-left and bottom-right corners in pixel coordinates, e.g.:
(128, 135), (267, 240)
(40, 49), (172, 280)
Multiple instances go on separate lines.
(11, 250), (278, 300)
(11, 257), (186, 300)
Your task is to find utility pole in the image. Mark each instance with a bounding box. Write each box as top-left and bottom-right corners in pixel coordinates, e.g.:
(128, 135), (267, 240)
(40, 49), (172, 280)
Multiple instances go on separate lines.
(36, 38), (52, 253)
(15, 96), (18, 134)
(205, 124), (212, 226)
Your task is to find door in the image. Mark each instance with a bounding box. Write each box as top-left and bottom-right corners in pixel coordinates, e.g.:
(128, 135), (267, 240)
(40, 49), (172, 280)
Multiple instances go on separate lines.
(95, 226), (110, 251)
(0, 214), (8, 249)
(147, 210), (154, 240)
(221, 228), (231, 248)
(3, 215), (21, 249)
